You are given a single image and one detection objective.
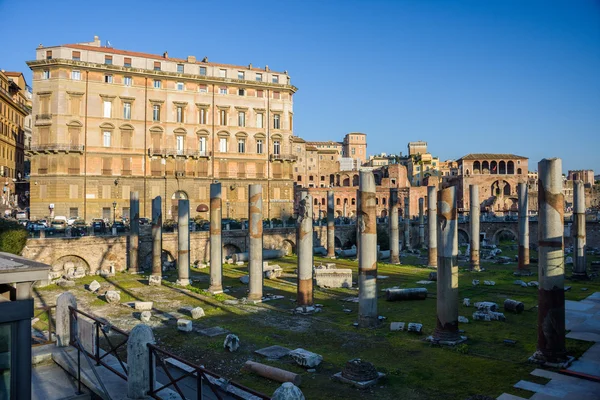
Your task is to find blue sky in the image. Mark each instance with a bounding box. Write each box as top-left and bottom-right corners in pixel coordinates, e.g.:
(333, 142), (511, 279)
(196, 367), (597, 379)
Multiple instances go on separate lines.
(1, 0), (598, 172)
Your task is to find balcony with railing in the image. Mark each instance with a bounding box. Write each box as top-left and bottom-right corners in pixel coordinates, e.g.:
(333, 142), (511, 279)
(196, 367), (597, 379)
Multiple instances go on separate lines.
(148, 148), (211, 159)
(35, 113), (52, 120)
(29, 144), (84, 154)
(270, 153), (297, 162)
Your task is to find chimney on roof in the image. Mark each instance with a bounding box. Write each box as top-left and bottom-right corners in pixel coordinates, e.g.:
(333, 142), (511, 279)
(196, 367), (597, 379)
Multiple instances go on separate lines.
(265, 65), (269, 71)
(187, 56), (196, 63)
(93, 35), (101, 47)
(163, 51), (169, 59)
(248, 63), (252, 69)
(202, 57), (208, 62)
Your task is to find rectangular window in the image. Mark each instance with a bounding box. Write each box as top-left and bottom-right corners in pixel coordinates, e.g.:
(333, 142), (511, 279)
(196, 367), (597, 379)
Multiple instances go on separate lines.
(256, 89), (264, 98)
(256, 113), (263, 128)
(273, 114), (280, 129)
(152, 105), (160, 121)
(153, 79), (161, 88)
(219, 138), (227, 152)
(72, 51), (81, 61)
(273, 91), (281, 99)
(238, 111), (245, 127)
(238, 139), (245, 153)
(103, 101), (112, 118)
(273, 140), (280, 155)
(124, 76), (132, 86)
(198, 84), (207, 93)
(176, 106), (184, 123)
(272, 75), (279, 83)
(238, 71), (245, 80)
(46, 50), (52, 60)
(124, 57), (132, 67)
(104, 74), (113, 83)
(238, 88), (245, 96)
(256, 139), (263, 154)
(199, 66), (207, 76)
(123, 102), (131, 120)
(199, 137), (206, 154)
(42, 70), (49, 79)
(219, 69), (227, 78)
(154, 61), (161, 71)
(219, 87), (227, 95)
(105, 55), (113, 65)
(220, 110), (227, 125)
(199, 108), (206, 124)
(103, 131), (111, 147)
(177, 64), (184, 73)
(71, 70), (81, 80)
(255, 73), (262, 82)
(176, 82), (184, 91)
(176, 136), (184, 154)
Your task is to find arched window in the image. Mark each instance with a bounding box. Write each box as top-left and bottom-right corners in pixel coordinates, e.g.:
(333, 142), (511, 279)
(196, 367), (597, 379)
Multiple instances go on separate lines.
(473, 161), (481, 174)
(482, 161), (489, 174)
(507, 161), (515, 174)
(375, 198), (379, 205)
(490, 161), (498, 174)
(336, 198), (341, 206)
(314, 198), (318, 206)
(499, 161), (506, 174)
(382, 198), (387, 205)
(351, 198), (356, 205)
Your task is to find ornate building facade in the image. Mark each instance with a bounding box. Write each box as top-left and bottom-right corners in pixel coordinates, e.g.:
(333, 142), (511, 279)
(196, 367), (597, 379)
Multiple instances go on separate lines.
(27, 36), (297, 221)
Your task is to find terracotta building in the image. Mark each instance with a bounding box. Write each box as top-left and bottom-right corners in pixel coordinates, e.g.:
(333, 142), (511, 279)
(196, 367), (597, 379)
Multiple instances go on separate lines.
(567, 170), (595, 186)
(27, 36), (297, 221)
(0, 70), (29, 205)
(446, 153), (529, 214)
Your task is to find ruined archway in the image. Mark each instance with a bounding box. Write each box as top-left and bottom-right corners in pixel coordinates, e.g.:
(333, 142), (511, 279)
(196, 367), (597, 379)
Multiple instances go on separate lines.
(334, 237), (342, 248)
(493, 228), (517, 245)
(223, 243), (242, 257)
(457, 229), (470, 246)
(282, 239), (296, 255)
(51, 255), (90, 276)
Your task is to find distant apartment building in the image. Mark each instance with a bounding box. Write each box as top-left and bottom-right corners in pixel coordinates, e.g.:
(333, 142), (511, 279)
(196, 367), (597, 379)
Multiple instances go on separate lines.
(342, 132), (367, 165)
(567, 170), (595, 186)
(27, 36), (297, 221)
(405, 141), (442, 187)
(0, 70), (29, 204)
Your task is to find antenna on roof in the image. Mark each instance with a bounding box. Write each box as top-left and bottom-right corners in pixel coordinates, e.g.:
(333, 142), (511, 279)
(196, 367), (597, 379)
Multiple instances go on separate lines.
(106, 40), (112, 48)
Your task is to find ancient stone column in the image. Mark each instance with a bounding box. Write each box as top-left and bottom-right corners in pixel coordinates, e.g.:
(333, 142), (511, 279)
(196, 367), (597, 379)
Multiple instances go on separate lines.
(572, 180), (587, 279)
(469, 185), (480, 272)
(418, 198), (425, 248)
(427, 186), (437, 268)
(150, 196), (162, 286)
(209, 183), (223, 294)
(358, 171), (378, 328)
(403, 196), (411, 250)
(517, 182), (530, 272)
(432, 186), (463, 344)
(127, 324), (156, 399)
(176, 199), (190, 286)
(327, 190), (335, 258)
(129, 191), (140, 273)
(389, 188), (400, 264)
(248, 184), (264, 301)
(531, 158), (567, 364)
(297, 192), (314, 307)
(56, 292), (76, 347)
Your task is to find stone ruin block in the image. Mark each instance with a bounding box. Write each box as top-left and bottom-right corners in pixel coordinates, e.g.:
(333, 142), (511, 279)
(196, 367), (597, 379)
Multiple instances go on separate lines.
(263, 265), (283, 280)
(472, 312), (491, 322)
(140, 311), (151, 322)
(134, 302), (153, 311)
(458, 316), (469, 323)
(474, 302), (498, 312)
(463, 298), (470, 307)
(223, 334), (240, 352)
(177, 319), (193, 332)
(87, 280), (101, 293)
(407, 323), (423, 334)
(289, 348), (323, 368)
(472, 280), (480, 286)
(488, 311), (506, 321)
(315, 269), (352, 288)
(483, 280), (496, 286)
(148, 275), (162, 286)
(104, 290), (120, 304)
(390, 322), (405, 331)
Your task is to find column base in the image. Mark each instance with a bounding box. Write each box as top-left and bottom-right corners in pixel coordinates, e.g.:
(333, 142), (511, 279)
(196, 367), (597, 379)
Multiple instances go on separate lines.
(427, 335), (467, 346)
(529, 351), (573, 368)
(570, 272), (590, 280)
(358, 316), (380, 328)
(148, 275), (162, 286)
(294, 305), (320, 315)
(247, 293), (263, 303)
(427, 265), (438, 269)
(176, 279), (191, 286)
(208, 285), (223, 294)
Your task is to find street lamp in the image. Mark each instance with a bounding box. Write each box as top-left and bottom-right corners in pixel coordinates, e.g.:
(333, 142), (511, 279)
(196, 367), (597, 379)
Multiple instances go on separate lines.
(112, 201), (117, 224)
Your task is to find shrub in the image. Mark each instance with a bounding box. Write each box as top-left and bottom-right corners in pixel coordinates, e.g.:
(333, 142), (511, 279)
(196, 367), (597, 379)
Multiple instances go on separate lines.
(0, 219), (28, 255)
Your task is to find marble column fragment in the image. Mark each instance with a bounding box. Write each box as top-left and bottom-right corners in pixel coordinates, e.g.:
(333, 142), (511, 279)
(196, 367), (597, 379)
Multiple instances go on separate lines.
(518, 182), (530, 271)
(209, 183), (223, 294)
(418, 198), (425, 248)
(129, 191), (140, 273)
(427, 186), (437, 268)
(297, 191), (314, 307)
(469, 185), (480, 272)
(248, 184), (264, 301)
(150, 196), (162, 285)
(403, 196), (411, 250)
(572, 181), (587, 279)
(389, 188), (400, 264)
(176, 199), (190, 286)
(327, 190), (336, 258)
(358, 171), (378, 328)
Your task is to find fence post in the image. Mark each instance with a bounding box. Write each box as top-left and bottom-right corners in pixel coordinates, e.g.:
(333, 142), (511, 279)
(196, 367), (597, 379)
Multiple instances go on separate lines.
(56, 292), (77, 347)
(127, 324), (155, 399)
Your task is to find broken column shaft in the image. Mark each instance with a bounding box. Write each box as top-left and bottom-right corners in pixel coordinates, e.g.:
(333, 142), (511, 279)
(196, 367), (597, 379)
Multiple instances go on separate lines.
(572, 181), (587, 279)
(129, 191), (140, 273)
(389, 188), (400, 264)
(176, 199), (190, 286)
(248, 184), (264, 301)
(150, 196), (162, 285)
(532, 158), (567, 364)
(403, 196), (411, 250)
(418, 198), (425, 248)
(358, 171), (378, 327)
(327, 190), (335, 258)
(518, 182), (530, 271)
(209, 183), (223, 294)
(297, 191), (314, 307)
(470, 185), (480, 272)
(432, 186), (463, 344)
(427, 186), (437, 268)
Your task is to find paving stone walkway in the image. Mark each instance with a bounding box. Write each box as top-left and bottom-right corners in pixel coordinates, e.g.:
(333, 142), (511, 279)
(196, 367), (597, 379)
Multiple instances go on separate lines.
(497, 292), (600, 400)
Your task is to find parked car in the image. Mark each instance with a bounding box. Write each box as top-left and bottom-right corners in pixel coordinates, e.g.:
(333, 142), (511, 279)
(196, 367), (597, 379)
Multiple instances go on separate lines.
(139, 218), (150, 226)
(17, 218), (28, 227)
(51, 220), (67, 233)
(67, 217), (79, 226)
(71, 220), (87, 236)
(27, 222), (46, 232)
(91, 218), (107, 233)
(111, 221), (127, 233)
(37, 219), (49, 227)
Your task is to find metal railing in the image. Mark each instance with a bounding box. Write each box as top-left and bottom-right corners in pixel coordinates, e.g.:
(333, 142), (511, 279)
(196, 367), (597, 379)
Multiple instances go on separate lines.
(32, 305), (55, 347)
(68, 306), (130, 380)
(30, 144), (85, 153)
(148, 344), (270, 400)
(148, 148), (211, 158)
(269, 153), (297, 162)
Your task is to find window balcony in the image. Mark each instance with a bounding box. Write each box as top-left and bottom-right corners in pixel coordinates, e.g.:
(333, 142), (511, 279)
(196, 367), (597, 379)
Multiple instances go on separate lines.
(29, 144), (84, 154)
(269, 154), (297, 162)
(148, 148), (211, 159)
(35, 114), (52, 120)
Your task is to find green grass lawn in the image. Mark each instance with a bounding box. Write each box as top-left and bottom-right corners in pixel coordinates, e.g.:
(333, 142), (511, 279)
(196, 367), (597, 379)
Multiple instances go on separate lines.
(34, 243), (599, 399)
